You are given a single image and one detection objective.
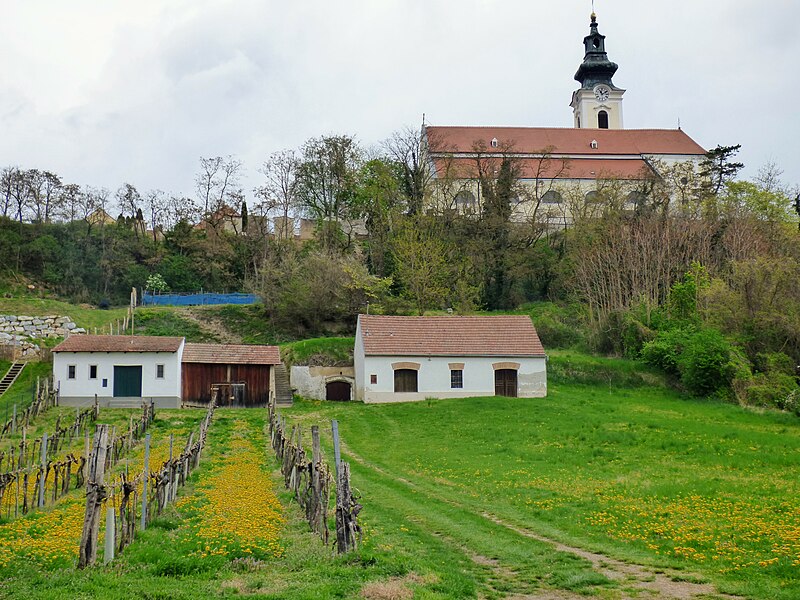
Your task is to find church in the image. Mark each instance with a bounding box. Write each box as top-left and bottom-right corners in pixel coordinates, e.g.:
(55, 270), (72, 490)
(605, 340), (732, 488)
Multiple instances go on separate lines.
(423, 13), (707, 224)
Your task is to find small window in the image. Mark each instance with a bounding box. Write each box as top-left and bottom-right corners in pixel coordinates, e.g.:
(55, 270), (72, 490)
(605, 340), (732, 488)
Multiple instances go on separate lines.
(490, 137), (498, 148)
(370, 374), (377, 385)
(68, 365), (76, 379)
(450, 369), (463, 389)
(156, 364), (165, 379)
(590, 139), (599, 149)
(598, 111), (609, 129)
(102, 379), (108, 388)
(89, 365), (98, 379)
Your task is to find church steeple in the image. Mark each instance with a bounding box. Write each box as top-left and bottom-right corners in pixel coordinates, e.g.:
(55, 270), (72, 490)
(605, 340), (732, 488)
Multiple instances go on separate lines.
(570, 12), (625, 129)
(574, 13), (619, 89)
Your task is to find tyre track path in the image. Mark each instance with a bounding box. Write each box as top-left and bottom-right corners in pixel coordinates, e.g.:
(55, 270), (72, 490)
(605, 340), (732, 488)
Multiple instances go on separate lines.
(341, 440), (741, 600)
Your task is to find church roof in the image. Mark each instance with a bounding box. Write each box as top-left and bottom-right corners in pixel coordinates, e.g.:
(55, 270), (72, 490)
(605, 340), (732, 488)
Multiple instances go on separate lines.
(433, 157), (652, 181)
(426, 126), (706, 157)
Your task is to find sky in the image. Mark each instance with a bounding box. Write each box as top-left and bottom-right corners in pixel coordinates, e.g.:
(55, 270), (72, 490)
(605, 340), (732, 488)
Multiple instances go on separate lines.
(1, 0), (797, 200)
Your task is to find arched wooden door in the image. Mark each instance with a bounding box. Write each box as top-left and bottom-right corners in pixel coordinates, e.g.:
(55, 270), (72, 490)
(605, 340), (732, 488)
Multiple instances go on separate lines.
(326, 380), (351, 401)
(494, 369), (518, 397)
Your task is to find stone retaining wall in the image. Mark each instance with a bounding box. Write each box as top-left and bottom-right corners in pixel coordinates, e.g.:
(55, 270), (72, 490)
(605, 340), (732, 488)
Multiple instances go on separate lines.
(0, 315), (86, 360)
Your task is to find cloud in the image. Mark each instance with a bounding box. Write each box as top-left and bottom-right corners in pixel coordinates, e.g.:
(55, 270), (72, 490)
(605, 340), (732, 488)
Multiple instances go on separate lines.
(0, 0), (797, 197)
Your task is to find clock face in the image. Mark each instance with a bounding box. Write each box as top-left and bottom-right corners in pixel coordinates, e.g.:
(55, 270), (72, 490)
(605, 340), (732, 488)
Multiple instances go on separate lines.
(594, 86), (610, 102)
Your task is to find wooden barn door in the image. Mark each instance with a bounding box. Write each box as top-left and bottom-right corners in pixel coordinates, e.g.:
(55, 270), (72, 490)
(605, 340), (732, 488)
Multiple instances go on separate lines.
(494, 369), (517, 397)
(326, 381), (351, 401)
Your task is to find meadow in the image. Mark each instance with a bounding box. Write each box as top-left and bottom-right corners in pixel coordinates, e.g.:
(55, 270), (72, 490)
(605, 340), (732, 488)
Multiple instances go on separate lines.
(284, 369), (800, 600)
(0, 352), (797, 598)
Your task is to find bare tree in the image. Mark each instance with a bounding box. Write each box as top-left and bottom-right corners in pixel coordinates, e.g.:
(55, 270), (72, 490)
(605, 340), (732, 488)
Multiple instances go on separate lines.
(196, 155), (243, 216)
(1, 167), (18, 218)
(116, 183), (145, 238)
(163, 194), (200, 231)
(145, 189), (167, 242)
(255, 149), (299, 240)
(57, 183), (83, 222)
(383, 126), (435, 215)
(7, 167), (31, 223)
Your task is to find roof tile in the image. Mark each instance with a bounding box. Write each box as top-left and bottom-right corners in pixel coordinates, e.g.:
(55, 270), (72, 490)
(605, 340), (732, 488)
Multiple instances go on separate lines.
(359, 315), (545, 357)
(52, 335), (183, 353)
(426, 126), (705, 156)
(182, 343), (280, 365)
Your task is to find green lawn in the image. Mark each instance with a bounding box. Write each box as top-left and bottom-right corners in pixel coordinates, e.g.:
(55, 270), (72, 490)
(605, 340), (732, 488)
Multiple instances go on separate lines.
(0, 298), (129, 331)
(282, 380), (800, 600)
(281, 337), (355, 367)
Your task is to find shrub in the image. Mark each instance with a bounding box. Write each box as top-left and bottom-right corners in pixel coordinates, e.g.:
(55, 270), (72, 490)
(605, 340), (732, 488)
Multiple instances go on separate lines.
(678, 329), (736, 396)
(744, 372), (799, 410)
(640, 327), (694, 376)
(98, 298), (110, 310)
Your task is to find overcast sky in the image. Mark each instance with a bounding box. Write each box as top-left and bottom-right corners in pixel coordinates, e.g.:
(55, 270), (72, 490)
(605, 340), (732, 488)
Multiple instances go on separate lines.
(1, 0), (797, 200)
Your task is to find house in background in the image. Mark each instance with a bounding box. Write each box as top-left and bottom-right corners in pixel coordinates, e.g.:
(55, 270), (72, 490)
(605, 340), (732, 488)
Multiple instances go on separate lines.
(53, 335), (286, 408)
(354, 315), (547, 403)
(181, 343), (281, 407)
(53, 335), (184, 408)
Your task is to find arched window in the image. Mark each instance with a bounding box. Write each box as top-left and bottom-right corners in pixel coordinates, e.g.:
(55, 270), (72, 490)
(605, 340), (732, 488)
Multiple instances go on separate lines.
(394, 369), (418, 393)
(598, 110), (609, 129)
(541, 191), (563, 204)
(585, 190), (601, 204)
(626, 191), (647, 211)
(454, 190), (477, 214)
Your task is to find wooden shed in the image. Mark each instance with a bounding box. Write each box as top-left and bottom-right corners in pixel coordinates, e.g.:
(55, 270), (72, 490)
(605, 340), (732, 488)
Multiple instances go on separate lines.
(181, 343), (281, 407)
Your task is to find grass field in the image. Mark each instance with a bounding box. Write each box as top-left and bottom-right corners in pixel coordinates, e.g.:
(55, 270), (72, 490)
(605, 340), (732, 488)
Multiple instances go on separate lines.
(0, 380), (795, 598)
(282, 374), (800, 599)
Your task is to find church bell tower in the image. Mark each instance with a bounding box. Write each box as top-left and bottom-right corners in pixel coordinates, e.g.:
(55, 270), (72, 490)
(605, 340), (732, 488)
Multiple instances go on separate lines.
(570, 13), (625, 130)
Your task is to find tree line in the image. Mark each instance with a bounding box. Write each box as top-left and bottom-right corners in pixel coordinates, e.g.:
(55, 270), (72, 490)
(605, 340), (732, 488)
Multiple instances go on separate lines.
(2, 135), (799, 408)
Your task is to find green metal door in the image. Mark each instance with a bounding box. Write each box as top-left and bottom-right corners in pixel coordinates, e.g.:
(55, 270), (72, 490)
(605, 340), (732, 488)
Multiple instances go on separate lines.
(114, 366), (142, 397)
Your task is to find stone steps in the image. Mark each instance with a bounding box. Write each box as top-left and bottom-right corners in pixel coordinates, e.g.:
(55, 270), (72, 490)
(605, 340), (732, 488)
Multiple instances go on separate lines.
(273, 364), (293, 406)
(0, 362), (26, 397)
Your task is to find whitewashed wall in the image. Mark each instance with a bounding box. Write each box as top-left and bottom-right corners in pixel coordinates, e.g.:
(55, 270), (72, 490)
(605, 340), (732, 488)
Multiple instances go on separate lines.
(355, 354), (546, 404)
(290, 366), (355, 401)
(54, 347), (183, 408)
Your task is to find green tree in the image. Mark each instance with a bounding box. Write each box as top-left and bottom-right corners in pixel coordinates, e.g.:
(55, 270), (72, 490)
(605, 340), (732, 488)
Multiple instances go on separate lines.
(295, 135), (362, 253)
(700, 144), (744, 196)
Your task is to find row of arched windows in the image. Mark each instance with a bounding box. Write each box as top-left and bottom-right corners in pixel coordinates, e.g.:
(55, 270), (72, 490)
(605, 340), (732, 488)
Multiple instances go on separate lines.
(452, 190), (647, 210)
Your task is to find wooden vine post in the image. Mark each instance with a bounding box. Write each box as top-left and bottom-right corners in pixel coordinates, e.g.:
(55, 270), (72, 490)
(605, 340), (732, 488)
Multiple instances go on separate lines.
(78, 424), (109, 568)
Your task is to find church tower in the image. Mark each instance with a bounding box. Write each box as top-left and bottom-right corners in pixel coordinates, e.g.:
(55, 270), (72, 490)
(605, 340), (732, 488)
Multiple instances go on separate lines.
(570, 13), (625, 130)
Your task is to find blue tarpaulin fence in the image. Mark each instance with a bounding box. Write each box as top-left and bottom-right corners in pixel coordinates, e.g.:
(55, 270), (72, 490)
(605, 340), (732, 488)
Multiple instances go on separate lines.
(142, 292), (260, 306)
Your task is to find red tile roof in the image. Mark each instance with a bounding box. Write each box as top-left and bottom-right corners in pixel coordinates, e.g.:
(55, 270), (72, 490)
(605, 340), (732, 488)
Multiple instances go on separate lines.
(426, 126), (705, 156)
(434, 157), (652, 180)
(182, 343), (281, 365)
(52, 335), (183, 353)
(359, 315), (545, 357)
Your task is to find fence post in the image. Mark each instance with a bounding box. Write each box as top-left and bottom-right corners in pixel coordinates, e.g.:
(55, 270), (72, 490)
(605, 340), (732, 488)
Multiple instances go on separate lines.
(104, 495), (115, 564)
(11, 404), (16, 435)
(38, 433), (48, 508)
(311, 426), (321, 533)
(331, 420), (341, 480)
(141, 434), (150, 531)
(78, 424), (109, 568)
